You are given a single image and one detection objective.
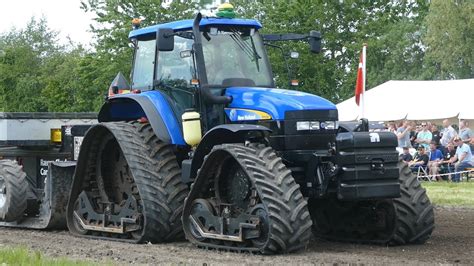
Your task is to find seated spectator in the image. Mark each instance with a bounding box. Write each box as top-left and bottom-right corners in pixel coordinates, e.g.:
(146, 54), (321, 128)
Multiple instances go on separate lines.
(437, 142), (457, 181)
(409, 145), (429, 172)
(427, 142), (444, 181)
(447, 137), (473, 182)
(396, 121), (412, 148)
(415, 122), (433, 150)
(400, 147), (413, 162)
(459, 119), (473, 153)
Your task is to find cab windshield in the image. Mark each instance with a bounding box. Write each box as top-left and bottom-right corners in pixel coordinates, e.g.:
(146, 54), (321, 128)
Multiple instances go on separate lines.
(201, 27), (273, 87)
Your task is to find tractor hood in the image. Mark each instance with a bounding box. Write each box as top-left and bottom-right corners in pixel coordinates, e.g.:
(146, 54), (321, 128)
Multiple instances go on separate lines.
(224, 87), (337, 121)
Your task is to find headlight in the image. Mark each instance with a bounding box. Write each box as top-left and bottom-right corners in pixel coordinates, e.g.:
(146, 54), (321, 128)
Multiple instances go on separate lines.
(325, 121), (337, 130)
(310, 121), (320, 130)
(297, 121), (338, 131)
(296, 121), (310, 131)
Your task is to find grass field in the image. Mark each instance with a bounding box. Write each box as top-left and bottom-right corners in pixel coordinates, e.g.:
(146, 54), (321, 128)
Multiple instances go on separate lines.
(0, 247), (94, 266)
(422, 181), (474, 207)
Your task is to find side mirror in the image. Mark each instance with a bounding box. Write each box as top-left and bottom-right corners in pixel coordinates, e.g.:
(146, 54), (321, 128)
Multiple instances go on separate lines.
(157, 28), (174, 51)
(309, 31), (322, 53)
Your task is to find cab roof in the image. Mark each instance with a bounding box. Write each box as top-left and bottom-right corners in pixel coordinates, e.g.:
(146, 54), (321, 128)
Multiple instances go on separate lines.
(128, 17), (262, 40)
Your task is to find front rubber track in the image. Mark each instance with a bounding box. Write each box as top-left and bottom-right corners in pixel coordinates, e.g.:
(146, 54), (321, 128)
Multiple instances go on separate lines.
(389, 161), (435, 245)
(0, 160), (28, 222)
(185, 143), (312, 254)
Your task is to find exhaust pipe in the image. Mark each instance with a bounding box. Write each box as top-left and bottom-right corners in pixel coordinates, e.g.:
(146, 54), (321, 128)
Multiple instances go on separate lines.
(192, 13), (232, 105)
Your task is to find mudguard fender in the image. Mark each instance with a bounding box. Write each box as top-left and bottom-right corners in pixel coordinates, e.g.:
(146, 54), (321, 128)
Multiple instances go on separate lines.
(98, 91), (185, 145)
(182, 124), (271, 183)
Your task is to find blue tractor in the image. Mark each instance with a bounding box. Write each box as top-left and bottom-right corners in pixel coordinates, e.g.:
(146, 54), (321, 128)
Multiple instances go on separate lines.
(66, 6), (434, 254)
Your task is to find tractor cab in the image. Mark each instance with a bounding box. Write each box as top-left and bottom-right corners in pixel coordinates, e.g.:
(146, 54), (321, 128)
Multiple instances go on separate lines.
(127, 14), (276, 130)
(126, 3), (324, 133)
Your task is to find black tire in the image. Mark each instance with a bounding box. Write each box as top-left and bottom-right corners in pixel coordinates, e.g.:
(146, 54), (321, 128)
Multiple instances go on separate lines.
(389, 161), (435, 245)
(183, 143), (312, 254)
(0, 160), (28, 222)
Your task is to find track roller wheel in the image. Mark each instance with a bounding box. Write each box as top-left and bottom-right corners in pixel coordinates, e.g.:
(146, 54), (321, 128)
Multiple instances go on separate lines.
(182, 143), (312, 254)
(249, 204), (269, 248)
(189, 199), (217, 242)
(0, 160), (28, 222)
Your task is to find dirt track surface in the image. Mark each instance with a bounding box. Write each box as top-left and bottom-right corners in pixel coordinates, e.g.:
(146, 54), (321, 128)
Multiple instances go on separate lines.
(0, 206), (472, 265)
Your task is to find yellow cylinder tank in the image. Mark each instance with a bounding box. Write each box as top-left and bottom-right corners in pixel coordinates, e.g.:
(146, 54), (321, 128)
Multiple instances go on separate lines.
(182, 110), (202, 146)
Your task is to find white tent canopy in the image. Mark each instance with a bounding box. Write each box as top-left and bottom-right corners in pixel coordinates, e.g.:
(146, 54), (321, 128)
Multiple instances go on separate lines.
(337, 79), (474, 121)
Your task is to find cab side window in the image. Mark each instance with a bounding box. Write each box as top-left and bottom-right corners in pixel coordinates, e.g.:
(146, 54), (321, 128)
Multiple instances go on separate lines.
(156, 36), (194, 85)
(132, 40), (155, 90)
(155, 35), (195, 116)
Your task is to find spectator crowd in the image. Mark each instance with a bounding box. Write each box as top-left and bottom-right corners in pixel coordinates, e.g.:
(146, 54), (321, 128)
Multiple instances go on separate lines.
(388, 119), (473, 182)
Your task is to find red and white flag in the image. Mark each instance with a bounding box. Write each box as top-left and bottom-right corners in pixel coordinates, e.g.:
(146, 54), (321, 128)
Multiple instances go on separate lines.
(354, 44), (367, 118)
(355, 52), (364, 106)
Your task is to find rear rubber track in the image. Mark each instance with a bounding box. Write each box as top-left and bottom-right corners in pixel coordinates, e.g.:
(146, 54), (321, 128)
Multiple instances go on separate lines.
(134, 122), (189, 241)
(310, 161), (434, 245)
(70, 122), (188, 243)
(389, 161), (434, 245)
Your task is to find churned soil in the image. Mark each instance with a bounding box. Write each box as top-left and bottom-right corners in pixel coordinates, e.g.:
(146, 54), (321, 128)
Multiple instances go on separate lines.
(0, 206), (472, 265)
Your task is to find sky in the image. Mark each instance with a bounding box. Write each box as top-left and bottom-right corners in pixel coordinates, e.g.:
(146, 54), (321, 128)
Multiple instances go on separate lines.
(0, 0), (95, 45)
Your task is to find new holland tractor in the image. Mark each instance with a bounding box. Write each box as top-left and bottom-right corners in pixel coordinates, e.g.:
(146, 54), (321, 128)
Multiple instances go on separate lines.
(66, 5), (434, 254)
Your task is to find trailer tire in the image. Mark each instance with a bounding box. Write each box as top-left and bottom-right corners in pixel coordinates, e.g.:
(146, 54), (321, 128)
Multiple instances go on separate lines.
(0, 160), (28, 222)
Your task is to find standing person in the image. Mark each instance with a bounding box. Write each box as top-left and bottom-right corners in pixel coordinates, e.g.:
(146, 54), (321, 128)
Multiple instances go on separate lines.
(430, 123), (441, 148)
(396, 120), (412, 148)
(448, 137), (473, 182)
(416, 122), (433, 150)
(387, 121), (397, 134)
(428, 141), (444, 181)
(409, 121), (419, 149)
(440, 119), (457, 152)
(459, 120), (473, 153)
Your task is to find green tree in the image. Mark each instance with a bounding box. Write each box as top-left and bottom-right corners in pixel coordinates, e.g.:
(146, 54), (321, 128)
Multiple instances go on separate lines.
(233, 0), (429, 102)
(423, 0), (473, 79)
(40, 46), (102, 112)
(0, 17), (108, 112)
(0, 17), (60, 111)
(80, 0), (200, 86)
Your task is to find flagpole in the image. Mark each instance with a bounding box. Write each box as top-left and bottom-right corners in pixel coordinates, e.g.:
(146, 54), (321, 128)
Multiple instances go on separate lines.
(361, 43), (367, 119)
